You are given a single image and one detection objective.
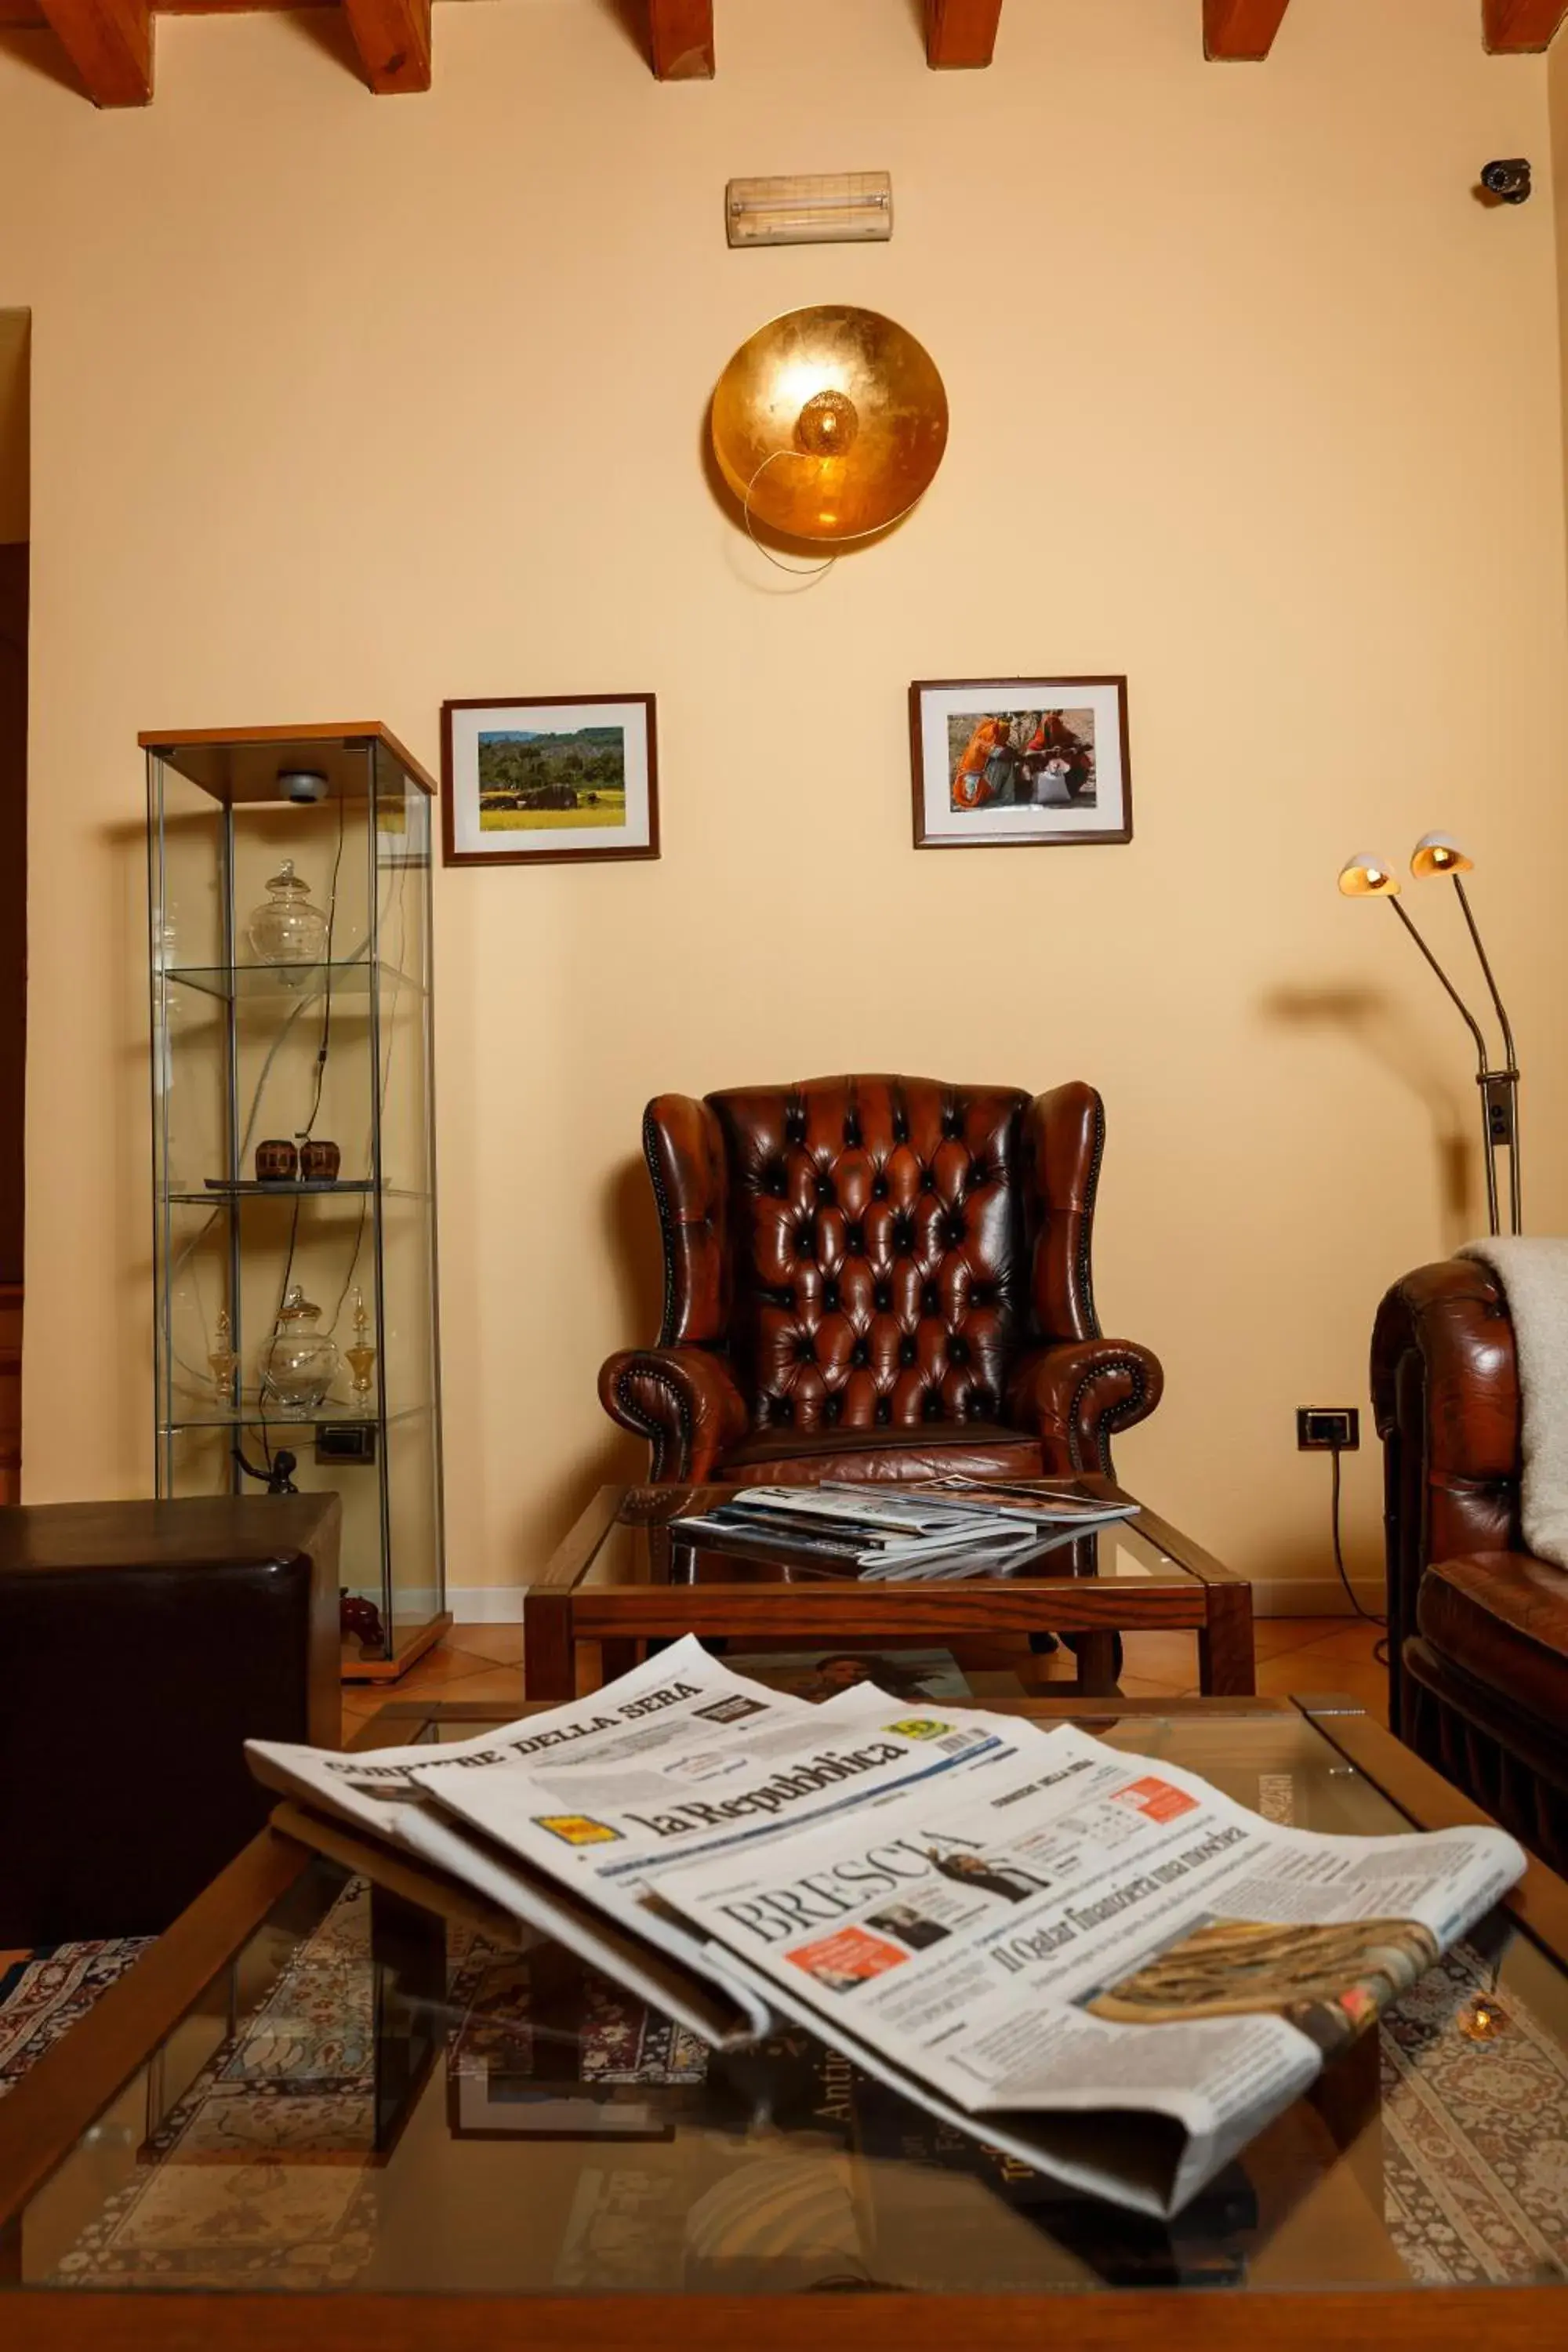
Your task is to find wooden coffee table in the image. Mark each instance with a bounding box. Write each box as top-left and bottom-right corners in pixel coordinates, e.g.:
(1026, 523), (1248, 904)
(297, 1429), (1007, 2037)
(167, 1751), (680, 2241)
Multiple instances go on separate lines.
(521, 1479), (1256, 1702)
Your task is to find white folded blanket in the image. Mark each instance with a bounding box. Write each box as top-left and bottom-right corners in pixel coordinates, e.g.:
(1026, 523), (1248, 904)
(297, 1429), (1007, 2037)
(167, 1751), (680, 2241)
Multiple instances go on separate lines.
(1457, 1238), (1568, 1570)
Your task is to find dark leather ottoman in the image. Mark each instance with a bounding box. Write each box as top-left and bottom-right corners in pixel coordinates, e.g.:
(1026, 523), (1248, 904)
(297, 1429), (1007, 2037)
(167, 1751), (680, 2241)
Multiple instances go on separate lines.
(0, 1494), (341, 1944)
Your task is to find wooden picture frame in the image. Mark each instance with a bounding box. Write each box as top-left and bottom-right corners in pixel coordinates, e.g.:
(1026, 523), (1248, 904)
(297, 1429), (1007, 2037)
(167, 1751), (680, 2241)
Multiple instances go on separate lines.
(909, 676), (1133, 849)
(441, 694), (659, 867)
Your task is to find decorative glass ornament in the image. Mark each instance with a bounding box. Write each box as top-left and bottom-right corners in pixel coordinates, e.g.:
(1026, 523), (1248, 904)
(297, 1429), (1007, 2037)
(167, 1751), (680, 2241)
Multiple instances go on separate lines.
(246, 860), (329, 968)
(207, 1308), (238, 1411)
(344, 1285), (378, 1415)
(258, 1284), (340, 1415)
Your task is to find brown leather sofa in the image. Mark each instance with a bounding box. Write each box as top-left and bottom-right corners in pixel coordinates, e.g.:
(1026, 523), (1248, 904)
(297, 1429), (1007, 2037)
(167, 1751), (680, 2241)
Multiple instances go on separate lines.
(601, 1074), (1162, 1486)
(0, 1494), (341, 1944)
(1372, 1259), (1568, 1869)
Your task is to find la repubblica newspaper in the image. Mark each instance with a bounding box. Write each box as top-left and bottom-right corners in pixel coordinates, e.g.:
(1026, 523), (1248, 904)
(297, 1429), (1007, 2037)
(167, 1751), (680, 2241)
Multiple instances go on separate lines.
(248, 1636), (1524, 2218)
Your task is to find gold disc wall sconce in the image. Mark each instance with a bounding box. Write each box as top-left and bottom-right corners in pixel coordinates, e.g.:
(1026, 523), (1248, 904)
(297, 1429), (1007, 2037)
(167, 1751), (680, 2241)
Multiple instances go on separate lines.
(710, 304), (949, 557)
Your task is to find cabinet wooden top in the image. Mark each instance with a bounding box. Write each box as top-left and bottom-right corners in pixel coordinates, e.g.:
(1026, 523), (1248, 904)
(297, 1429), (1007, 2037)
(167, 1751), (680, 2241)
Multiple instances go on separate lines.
(139, 724), (438, 803)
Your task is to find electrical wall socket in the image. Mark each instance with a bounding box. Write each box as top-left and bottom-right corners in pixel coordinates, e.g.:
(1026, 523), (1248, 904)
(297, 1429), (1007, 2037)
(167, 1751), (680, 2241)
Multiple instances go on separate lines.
(1297, 1407), (1360, 1452)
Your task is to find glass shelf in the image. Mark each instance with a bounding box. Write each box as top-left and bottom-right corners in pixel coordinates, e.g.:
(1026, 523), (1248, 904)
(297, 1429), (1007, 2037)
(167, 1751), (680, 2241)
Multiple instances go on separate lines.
(160, 1402), (434, 1434)
(167, 1182), (430, 1203)
(163, 960), (425, 1002)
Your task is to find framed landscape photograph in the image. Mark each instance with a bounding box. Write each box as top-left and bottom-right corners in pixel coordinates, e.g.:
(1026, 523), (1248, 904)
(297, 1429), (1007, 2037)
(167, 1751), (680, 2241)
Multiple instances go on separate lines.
(441, 693), (659, 866)
(909, 676), (1132, 850)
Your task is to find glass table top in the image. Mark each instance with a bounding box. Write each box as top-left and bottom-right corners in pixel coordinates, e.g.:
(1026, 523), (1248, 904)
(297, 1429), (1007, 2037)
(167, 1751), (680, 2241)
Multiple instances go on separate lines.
(576, 1484), (1204, 1594)
(9, 1708), (1566, 2298)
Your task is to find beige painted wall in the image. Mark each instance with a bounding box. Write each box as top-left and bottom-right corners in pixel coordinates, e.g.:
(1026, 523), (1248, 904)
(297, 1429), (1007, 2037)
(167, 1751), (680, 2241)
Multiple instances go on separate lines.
(2, 0), (1565, 1607)
(0, 311), (27, 545)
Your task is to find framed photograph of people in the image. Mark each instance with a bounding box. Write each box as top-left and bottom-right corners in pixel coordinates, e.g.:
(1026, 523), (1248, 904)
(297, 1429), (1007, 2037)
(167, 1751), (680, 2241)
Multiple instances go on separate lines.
(909, 676), (1132, 850)
(441, 693), (659, 867)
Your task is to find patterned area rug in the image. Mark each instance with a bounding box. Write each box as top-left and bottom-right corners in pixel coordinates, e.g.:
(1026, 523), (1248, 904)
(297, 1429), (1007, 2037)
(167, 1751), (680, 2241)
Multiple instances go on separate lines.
(0, 1940), (152, 2098)
(56, 1881), (382, 2288)
(1381, 1940), (1568, 2282)
(3, 1889), (1566, 2288)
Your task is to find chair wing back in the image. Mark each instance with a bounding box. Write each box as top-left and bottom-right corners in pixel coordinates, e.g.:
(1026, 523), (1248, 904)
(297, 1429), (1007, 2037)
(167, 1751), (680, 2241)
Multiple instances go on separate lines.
(641, 1091), (735, 1347)
(1019, 1078), (1103, 1348)
(641, 1075), (1105, 1445)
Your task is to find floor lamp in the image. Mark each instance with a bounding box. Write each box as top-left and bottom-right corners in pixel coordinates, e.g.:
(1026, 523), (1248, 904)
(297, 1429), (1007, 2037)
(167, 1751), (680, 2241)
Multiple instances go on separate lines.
(1338, 836), (1522, 1236)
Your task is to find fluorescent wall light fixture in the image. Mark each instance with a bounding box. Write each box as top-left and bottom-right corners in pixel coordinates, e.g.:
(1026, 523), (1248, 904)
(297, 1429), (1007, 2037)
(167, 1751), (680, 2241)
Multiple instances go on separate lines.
(726, 172), (894, 248)
(1338, 837), (1522, 1234)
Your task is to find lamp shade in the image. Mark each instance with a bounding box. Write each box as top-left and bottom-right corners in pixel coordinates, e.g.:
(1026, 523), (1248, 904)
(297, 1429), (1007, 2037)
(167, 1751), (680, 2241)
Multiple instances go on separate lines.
(1411, 831), (1474, 880)
(1338, 853), (1401, 898)
(711, 304), (949, 544)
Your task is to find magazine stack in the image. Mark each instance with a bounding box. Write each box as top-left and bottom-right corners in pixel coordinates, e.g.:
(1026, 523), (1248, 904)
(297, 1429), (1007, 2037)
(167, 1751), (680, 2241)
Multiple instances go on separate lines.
(669, 1480), (1142, 1581)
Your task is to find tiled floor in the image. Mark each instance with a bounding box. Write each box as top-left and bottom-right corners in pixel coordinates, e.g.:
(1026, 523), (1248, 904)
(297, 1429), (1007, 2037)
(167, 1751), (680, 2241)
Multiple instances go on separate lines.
(341, 1614), (1389, 1732)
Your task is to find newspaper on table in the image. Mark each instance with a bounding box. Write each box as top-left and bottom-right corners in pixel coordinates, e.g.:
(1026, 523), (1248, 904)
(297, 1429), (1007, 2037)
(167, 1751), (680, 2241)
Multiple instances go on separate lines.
(248, 1637), (1010, 2045)
(248, 1640), (1526, 2220)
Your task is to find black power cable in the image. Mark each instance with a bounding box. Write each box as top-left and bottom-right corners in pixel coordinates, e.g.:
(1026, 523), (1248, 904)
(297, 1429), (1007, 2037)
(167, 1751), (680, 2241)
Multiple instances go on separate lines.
(1329, 1440), (1389, 1668)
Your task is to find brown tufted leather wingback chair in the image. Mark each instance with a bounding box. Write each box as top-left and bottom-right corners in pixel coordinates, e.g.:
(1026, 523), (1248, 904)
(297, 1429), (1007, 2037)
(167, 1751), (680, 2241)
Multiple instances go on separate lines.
(600, 1076), (1162, 1489)
(1372, 1259), (1568, 1870)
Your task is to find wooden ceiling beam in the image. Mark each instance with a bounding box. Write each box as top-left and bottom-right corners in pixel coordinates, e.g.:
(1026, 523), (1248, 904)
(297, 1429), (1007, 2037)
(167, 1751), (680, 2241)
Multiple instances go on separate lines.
(1204, 0), (1292, 60)
(648, 0), (713, 80)
(340, 0), (430, 91)
(158, 1), (335, 13)
(1483, 2), (1568, 51)
(925, 0), (1004, 69)
(34, 0), (152, 102)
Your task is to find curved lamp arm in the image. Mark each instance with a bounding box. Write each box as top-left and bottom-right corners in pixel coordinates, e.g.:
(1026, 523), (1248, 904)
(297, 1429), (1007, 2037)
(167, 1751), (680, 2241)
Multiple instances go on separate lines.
(1386, 895), (1501, 1233)
(1408, 833), (1522, 1232)
(1451, 877), (1518, 1073)
(1383, 897), (1491, 1081)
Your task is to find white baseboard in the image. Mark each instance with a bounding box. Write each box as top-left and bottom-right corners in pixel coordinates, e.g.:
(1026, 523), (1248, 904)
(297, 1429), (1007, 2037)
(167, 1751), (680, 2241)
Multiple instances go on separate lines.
(443, 1582), (1383, 1628)
(448, 1585), (525, 1624)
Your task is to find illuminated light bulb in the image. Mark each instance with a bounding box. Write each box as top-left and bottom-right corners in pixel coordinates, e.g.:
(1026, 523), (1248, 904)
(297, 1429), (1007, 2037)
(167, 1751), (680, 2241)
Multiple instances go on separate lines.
(794, 389), (860, 457)
(1411, 831), (1475, 880)
(1338, 853), (1401, 898)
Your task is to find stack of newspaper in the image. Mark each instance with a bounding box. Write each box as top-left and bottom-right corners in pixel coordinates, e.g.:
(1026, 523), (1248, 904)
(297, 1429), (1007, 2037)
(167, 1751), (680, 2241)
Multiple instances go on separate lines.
(249, 1639), (1526, 2220)
(670, 1480), (1142, 1581)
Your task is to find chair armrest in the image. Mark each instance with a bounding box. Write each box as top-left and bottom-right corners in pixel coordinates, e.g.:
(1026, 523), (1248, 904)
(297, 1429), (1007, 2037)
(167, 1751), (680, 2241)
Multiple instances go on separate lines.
(1370, 1259), (1522, 1739)
(599, 1346), (750, 1484)
(1005, 1338), (1163, 1476)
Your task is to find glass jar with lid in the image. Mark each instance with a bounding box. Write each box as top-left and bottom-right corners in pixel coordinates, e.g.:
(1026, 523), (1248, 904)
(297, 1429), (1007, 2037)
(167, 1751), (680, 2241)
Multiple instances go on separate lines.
(247, 859), (329, 967)
(257, 1285), (340, 1415)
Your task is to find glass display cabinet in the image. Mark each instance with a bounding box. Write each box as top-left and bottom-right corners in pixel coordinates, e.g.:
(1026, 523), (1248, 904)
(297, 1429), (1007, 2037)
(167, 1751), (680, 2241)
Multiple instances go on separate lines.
(143, 724), (446, 1681)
